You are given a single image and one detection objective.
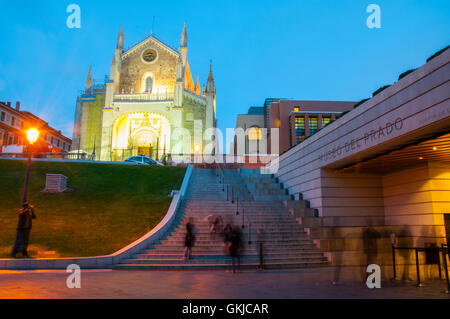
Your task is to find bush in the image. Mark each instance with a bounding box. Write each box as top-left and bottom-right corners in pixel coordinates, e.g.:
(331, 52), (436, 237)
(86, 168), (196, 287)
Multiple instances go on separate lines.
(398, 69), (417, 81)
(426, 45), (449, 63)
(372, 85), (391, 97)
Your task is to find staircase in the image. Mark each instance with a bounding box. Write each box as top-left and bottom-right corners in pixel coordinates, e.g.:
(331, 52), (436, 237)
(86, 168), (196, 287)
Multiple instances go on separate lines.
(114, 168), (328, 270)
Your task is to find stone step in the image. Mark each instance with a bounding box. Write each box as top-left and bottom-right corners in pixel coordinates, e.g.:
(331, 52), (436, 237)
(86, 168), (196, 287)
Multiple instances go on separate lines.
(122, 256), (328, 265)
(147, 247), (321, 253)
(167, 232), (308, 238)
(114, 168), (328, 270)
(159, 238), (314, 247)
(134, 252), (325, 259)
(114, 261), (329, 270)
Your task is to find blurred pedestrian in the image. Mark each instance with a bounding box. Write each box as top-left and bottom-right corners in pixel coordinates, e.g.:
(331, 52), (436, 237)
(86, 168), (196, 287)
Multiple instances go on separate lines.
(211, 216), (223, 237)
(204, 214), (215, 236)
(228, 226), (242, 273)
(184, 218), (196, 261)
(223, 224), (232, 252)
(11, 202), (36, 258)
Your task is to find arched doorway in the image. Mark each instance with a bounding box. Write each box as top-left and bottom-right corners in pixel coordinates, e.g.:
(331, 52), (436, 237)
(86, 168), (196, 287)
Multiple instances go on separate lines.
(132, 127), (158, 158)
(111, 112), (171, 161)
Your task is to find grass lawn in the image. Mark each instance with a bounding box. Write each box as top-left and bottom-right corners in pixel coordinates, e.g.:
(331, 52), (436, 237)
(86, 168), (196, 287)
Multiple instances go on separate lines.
(0, 159), (186, 258)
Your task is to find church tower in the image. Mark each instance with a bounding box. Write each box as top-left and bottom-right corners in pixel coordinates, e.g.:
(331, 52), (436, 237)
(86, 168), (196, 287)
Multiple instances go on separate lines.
(85, 65), (93, 94)
(204, 63), (217, 152)
(174, 23), (187, 108)
(105, 25), (124, 109)
(205, 64), (216, 129)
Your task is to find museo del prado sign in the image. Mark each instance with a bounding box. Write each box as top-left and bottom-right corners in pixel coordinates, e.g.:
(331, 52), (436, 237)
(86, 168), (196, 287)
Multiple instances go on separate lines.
(318, 117), (404, 163)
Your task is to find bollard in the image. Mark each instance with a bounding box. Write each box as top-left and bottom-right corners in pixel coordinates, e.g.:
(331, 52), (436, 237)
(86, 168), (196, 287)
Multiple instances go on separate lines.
(442, 245), (450, 294)
(437, 247), (442, 279)
(392, 245), (397, 280)
(415, 249), (423, 287)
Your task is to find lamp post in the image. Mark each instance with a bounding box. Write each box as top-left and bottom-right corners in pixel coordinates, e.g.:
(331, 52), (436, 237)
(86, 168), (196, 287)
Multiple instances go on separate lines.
(22, 129), (39, 205)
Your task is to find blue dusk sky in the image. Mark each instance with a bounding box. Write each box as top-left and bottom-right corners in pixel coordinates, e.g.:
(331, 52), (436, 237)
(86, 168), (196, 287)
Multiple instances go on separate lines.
(0, 0), (449, 149)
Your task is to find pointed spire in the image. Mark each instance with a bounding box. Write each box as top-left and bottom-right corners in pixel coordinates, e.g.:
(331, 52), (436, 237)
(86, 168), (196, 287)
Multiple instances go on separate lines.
(180, 22), (188, 48)
(194, 75), (201, 94)
(206, 63), (215, 94)
(117, 24), (124, 50)
(85, 65), (93, 93)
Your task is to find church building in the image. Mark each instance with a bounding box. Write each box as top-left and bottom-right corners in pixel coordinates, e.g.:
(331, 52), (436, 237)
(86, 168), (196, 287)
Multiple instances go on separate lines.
(72, 24), (217, 161)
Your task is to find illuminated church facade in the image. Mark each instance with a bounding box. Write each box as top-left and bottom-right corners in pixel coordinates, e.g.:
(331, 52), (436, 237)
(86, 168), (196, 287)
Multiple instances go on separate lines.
(73, 24), (217, 161)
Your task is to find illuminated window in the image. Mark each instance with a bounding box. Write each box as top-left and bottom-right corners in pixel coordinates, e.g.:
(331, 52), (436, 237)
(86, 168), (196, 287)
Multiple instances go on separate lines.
(293, 106), (300, 112)
(322, 116), (331, 127)
(145, 76), (153, 93)
(295, 117), (305, 142)
(309, 117), (318, 135)
(248, 127), (262, 140)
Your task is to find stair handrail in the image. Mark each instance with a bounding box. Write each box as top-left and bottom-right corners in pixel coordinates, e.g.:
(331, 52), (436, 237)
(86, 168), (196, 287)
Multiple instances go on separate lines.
(215, 161), (225, 192)
(236, 194), (253, 246)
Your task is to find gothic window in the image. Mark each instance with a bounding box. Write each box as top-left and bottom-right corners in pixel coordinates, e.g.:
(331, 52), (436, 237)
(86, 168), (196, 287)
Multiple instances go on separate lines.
(145, 76), (153, 93)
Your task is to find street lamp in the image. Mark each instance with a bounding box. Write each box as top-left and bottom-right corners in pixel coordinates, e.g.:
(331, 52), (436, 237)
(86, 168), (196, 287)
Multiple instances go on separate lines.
(22, 128), (39, 205)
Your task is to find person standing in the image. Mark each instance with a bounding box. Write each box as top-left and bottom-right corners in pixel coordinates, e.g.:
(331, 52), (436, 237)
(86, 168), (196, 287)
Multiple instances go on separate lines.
(11, 202), (36, 258)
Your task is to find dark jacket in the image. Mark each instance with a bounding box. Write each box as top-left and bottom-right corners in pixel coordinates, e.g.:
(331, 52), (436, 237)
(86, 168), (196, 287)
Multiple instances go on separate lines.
(17, 206), (36, 230)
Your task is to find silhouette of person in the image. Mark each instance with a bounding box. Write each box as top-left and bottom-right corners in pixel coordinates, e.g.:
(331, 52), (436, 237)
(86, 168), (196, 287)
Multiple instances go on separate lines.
(331, 217), (344, 285)
(362, 223), (381, 283)
(11, 202), (36, 258)
(398, 226), (413, 282)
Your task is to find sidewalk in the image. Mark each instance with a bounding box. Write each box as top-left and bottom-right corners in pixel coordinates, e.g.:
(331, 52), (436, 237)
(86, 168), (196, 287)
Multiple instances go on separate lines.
(0, 267), (449, 299)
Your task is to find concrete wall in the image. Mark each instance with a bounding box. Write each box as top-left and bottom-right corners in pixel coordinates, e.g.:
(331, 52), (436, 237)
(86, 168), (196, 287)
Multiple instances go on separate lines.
(318, 169), (385, 226)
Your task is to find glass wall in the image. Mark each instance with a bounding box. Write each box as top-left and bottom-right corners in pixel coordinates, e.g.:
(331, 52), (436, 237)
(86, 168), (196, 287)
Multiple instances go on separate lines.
(309, 117), (318, 135)
(295, 117), (305, 143)
(322, 116), (331, 127)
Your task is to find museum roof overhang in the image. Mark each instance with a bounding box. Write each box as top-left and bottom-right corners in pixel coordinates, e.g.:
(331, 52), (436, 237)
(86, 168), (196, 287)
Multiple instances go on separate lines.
(337, 132), (450, 174)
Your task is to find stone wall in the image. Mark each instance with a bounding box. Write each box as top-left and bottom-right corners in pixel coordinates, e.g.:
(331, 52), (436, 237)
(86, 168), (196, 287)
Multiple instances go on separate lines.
(119, 39), (178, 95)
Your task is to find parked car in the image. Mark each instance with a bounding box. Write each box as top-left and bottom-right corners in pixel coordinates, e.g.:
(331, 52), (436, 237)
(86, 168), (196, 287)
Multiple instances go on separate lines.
(124, 155), (164, 166)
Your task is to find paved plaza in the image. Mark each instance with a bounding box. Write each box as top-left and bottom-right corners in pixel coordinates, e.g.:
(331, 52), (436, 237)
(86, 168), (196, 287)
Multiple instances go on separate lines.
(0, 267), (449, 299)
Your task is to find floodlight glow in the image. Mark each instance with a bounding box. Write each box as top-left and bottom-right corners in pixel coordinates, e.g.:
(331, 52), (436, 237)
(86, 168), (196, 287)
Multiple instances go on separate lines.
(26, 129), (39, 144)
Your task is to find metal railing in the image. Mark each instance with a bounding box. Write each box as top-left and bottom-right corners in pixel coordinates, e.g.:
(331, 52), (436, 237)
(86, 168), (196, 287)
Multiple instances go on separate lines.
(113, 92), (174, 102)
(215, 162), (253, 246)
(391, 243), (449, 293)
